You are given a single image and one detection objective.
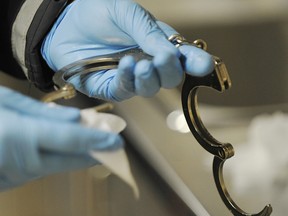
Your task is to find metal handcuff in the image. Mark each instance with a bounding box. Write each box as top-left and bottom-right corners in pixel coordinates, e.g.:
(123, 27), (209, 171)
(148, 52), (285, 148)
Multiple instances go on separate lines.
(42, 34), (273, 216)
(174, 35), (272, 216)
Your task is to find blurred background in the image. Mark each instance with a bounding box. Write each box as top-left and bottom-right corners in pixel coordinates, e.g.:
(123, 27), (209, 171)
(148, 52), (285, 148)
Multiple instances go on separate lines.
(1, 0), (288, 215)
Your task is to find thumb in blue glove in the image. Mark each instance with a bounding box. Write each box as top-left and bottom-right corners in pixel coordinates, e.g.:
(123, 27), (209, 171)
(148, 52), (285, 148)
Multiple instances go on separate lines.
(0, 86), (123, 190)
(42, 0), (214, 101)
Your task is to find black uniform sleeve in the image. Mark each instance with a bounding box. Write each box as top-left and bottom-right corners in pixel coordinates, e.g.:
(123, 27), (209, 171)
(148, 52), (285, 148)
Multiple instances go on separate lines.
(0, 0), (72, 91)
(0, 0), (26, 79)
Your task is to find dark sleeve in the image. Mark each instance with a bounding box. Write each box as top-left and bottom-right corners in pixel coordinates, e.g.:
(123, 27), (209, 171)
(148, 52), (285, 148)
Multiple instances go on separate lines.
(0, 0), (26, 79)
(0, 0), (72, 91)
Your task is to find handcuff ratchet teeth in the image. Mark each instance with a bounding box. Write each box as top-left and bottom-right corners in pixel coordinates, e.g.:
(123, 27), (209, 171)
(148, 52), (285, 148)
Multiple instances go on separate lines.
(42, 34), (273, 215)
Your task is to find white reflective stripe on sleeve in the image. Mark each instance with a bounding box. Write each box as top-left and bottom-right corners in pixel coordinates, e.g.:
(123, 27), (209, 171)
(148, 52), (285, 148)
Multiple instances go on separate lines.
(11, 0), (43, 78)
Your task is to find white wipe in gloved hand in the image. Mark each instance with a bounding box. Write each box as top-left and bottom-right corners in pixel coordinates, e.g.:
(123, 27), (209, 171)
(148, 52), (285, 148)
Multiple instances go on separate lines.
(80, 107), (139, 198)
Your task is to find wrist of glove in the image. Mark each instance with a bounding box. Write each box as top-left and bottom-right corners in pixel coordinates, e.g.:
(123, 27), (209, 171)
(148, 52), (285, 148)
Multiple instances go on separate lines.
(41, 0), (214, 101)
(0, 86), (123, 190)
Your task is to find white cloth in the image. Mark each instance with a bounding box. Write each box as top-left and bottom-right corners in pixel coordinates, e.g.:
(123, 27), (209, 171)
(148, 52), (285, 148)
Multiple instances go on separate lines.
(80, 107), (139, 198)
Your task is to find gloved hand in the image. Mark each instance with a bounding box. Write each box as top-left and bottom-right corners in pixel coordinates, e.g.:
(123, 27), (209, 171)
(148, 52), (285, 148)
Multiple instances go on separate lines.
(41, 0), (214, 101)
(0, 86), (123, 190)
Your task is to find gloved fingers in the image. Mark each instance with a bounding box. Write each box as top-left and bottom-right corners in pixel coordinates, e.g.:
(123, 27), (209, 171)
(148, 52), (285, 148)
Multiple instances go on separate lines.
(0, 86), (80, 122)
(153, 52), (183, 88)
(114, 0), (179, 57)
(108, 56), (137, 101)
(157, 21), (215, 77)
(156, 21), (179, 38)
(67, 56), (137, 101)
(69, 52), (183, 101)
(67, 71), (99, 98)
(37, 118), (124, 155)
(134, 59), (160, 97)
(0, 108), (122, 186)
(68, 55), (160, 101)
(123, 7), (214, 77)
(40, 152), (96, 176)
(0, 108), (44, 181)
(179, 45), (215, 77)
(25, 117), (123, 175)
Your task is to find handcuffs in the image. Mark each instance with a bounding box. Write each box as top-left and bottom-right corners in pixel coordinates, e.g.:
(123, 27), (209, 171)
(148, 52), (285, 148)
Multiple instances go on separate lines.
(42, 34), (273, 216)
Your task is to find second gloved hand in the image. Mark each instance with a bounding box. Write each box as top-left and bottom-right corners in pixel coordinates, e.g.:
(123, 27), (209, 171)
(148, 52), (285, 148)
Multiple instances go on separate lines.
(0, 86), (123, 191)
(42, 0), (214, 101)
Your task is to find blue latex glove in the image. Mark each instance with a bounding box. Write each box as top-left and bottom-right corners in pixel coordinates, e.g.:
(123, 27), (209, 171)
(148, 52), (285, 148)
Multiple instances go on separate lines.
(0, 86), (123, 190)
(42, 0), (214, 101)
